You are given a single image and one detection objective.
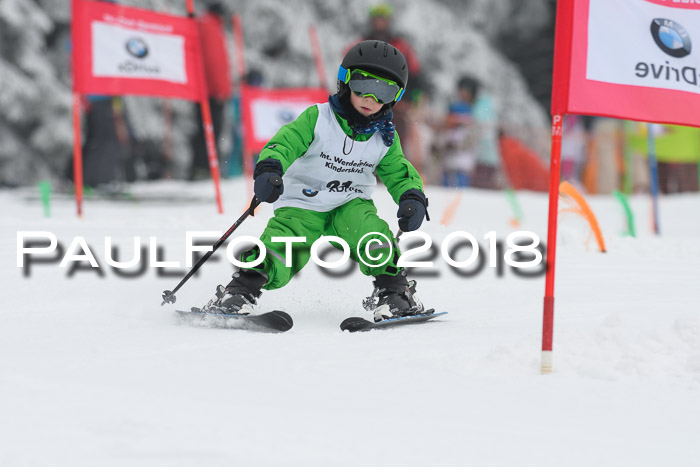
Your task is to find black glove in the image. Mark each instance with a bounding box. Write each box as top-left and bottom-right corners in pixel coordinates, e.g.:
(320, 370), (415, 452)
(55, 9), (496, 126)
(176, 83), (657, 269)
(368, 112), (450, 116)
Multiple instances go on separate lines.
(253, 159), (284, 203)
(397, 189), (429, 232)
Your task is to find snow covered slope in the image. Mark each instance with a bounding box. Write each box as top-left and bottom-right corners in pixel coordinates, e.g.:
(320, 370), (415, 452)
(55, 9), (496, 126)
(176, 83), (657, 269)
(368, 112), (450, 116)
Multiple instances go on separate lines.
(2, 180), (699, 466)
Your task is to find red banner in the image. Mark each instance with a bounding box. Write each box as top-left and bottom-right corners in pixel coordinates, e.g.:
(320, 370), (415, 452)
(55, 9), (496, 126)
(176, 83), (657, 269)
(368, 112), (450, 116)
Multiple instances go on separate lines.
(552, 0), (700, 127)
(72, 0), (204, 101)
(239, 85), (329, 154)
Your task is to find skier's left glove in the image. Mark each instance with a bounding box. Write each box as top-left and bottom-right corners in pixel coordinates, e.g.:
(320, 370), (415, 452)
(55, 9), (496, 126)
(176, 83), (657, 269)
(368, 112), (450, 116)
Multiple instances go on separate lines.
(253, 159), (284, 203)
(397, 189), (430, 232)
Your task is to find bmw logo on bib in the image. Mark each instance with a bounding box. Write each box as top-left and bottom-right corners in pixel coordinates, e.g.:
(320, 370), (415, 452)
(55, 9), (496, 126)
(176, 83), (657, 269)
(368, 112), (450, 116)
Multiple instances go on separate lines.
(651, 19), (691, 58)
(302, 189), (319, 197)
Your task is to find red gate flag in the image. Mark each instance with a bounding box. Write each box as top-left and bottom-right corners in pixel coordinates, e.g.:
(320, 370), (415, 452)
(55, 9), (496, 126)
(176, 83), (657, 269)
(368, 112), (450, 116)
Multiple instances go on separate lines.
(239, 85), (329, 154)
(552, 0), (700, 128)
(72, 0), (204, 101)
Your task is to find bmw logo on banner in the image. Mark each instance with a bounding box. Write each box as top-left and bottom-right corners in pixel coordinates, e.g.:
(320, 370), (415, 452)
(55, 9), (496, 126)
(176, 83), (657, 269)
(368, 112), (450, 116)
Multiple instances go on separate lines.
(278, 110), (295, 124)
(125, 38), (149, 59)
(650, 18), (692, 58)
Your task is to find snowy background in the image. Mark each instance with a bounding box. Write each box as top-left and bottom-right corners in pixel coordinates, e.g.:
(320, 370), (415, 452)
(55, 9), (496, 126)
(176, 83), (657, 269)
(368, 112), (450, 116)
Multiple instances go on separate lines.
(2, 180), (700, 466)
(0, 0), (553, 185)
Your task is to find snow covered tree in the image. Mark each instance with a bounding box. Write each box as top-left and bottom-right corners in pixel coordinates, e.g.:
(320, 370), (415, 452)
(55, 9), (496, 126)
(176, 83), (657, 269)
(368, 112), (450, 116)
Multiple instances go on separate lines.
(0, 0), (72, 186)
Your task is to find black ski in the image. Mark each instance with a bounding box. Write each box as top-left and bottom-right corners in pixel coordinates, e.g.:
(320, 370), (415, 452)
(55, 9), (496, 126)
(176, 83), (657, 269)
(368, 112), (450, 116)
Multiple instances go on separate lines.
(340, 310), (446, 333)
(176, 308), (293, 333)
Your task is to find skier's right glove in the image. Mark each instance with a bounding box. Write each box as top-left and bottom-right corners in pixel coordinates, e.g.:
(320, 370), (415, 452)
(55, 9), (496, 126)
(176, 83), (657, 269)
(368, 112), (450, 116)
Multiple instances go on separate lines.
(397, 189), (430, 232)
(254, 159), (284, 203)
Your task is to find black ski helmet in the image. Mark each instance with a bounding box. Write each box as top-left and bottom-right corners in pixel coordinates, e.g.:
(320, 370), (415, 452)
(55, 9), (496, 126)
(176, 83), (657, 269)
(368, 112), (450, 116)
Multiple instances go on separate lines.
(338, 40), (409, 100)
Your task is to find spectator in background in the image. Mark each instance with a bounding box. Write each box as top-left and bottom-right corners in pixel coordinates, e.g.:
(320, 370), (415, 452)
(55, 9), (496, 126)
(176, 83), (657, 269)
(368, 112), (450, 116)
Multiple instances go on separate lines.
(560, 115), (588, 183)
(358, 4), (429, 166)
(404, 89), (442, 185)
(463, 76), (502, 189)
(435, 81), (477, 187)
(227, 69), (265, 177)
(189, 2), (232, 180)
(582, 117), (624, 194)
(625, 123), (700, 193)
(363, 5), (423, 85)
(67, 95), (135, 189)
(622, 120), (651, 194)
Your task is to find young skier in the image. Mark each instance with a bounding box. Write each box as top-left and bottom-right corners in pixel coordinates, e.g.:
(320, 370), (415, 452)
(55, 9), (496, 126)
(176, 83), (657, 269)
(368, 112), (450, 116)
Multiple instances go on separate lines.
(206, 40), (430, 322)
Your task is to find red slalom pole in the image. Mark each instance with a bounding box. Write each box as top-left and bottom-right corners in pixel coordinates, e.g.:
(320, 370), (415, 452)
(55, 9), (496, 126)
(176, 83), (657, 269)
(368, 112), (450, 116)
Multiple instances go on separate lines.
(71, 0), (84, 218)
(187, 0), (224, 214)
(72, 92), (84, 218)
(232, 13), (252, 197)
(232, 14), (247, 84)
(541, 114), (563, 374)
(200, 98), (224, 214)
(162, 101), (174, 178)
(309, 25), (328, 89)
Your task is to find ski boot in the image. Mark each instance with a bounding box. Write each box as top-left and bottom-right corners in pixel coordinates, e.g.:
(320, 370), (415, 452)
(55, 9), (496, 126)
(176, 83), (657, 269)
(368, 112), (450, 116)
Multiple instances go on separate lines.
(363, 270), (425, 322)
(204, 269), (267, 315)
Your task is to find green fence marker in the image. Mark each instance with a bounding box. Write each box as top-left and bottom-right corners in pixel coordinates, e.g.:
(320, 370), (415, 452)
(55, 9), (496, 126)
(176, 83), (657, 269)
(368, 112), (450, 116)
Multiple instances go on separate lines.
(38, 180), (51, 218)
(505, 188), (524, 225)
(613, 190), (635, 237)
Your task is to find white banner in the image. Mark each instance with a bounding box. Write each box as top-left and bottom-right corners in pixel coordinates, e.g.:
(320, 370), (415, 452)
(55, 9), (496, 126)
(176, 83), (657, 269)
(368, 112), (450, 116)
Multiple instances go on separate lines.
(587, 0), (700, 94)
(251, 100), (314, 141)
(92, 22), (187, 83)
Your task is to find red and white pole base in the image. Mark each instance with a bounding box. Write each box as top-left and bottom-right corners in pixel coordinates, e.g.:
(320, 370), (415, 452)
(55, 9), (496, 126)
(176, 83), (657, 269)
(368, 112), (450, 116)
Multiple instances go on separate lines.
(541, 115), (563, 375)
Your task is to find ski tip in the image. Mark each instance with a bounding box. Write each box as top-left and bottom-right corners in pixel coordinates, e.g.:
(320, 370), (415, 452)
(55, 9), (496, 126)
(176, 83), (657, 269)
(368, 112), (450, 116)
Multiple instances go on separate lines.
(269, 310), (294, 332)
(340, 317), (372, 332)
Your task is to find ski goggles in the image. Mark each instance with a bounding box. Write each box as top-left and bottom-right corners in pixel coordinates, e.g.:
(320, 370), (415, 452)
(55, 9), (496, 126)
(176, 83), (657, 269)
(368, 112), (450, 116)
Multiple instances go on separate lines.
(338, 66), (405, 104)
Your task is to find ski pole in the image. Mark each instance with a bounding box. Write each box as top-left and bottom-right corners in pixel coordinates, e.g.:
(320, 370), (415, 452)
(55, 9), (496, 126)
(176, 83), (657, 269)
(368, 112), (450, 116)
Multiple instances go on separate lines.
(161, 175), (281, 305)
(396, 204), (416, 241)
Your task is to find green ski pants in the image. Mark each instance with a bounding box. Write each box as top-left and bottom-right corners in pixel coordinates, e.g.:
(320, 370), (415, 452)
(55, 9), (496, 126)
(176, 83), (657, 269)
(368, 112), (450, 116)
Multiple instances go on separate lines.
(241, 198), (401, 290)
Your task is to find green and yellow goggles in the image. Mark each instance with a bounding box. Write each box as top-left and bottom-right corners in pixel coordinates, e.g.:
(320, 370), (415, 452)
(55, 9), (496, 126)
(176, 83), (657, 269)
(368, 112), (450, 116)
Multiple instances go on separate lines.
(338, 66), (405, 104)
